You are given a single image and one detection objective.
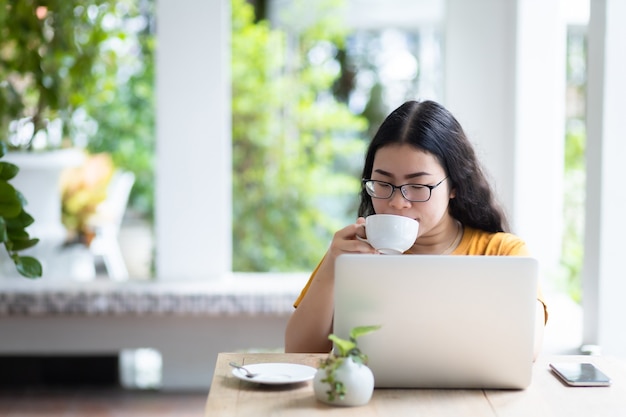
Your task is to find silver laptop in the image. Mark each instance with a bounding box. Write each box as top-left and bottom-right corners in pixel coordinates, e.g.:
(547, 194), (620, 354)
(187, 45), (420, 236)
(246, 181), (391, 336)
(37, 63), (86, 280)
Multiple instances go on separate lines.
(333, 254), (538, 389)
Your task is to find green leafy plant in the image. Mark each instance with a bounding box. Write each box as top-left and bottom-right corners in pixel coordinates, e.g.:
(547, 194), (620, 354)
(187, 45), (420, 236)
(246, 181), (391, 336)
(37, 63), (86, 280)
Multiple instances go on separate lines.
(318, 325), (381, 402)
(0, 142), (42, 278)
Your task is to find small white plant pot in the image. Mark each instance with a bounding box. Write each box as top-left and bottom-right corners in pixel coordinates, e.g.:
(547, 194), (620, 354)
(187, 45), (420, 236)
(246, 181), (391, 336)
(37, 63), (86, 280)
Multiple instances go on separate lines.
(313, 357), (375, 407)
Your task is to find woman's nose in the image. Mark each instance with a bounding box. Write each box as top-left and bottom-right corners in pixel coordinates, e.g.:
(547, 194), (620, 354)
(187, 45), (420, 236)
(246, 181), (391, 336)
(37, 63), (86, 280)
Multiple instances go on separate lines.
(389, 189), (411, 209)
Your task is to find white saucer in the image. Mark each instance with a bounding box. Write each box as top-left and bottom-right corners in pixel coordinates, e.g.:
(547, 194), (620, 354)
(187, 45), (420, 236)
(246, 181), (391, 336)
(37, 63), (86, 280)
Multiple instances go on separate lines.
(231, 363), (317, 385)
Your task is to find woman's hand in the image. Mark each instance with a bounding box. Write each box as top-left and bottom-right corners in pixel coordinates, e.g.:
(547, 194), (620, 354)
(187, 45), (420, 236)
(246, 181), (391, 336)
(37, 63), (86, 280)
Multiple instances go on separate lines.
(326, 217), (378, 262)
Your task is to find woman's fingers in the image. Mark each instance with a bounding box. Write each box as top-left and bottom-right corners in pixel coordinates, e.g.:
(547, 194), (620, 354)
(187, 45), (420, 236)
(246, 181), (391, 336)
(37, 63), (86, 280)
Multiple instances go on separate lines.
(329, 221), (376, 255)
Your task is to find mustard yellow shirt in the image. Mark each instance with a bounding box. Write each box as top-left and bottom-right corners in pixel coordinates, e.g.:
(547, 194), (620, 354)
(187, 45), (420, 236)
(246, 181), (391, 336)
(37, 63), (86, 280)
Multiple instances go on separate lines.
(293, 226), (548, 322)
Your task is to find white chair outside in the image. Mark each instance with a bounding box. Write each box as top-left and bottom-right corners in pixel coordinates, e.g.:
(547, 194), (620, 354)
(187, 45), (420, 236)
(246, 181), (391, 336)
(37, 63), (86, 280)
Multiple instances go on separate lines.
(87, 170), (135, 281)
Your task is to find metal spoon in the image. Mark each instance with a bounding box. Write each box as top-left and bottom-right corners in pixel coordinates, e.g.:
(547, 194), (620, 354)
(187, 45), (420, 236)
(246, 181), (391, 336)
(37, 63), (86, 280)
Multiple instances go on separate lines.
(229, 361), (257, 378)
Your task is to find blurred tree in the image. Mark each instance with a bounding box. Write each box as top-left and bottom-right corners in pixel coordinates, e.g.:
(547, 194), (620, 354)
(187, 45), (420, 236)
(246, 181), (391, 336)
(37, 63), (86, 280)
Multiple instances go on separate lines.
(0, 0), (155, 217)
(81, 0), (156, 217)
(231, 0), (366, 272)
(0, 0), (115, 149)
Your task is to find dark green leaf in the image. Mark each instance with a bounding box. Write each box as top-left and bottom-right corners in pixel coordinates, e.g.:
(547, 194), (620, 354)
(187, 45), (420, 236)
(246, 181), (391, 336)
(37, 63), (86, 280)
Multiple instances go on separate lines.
(0, 217), (7, 242)
(0, 181), (21, 218)
(15, 256), (43, 279)
(6, 228), (28, 240)
(7, 237), (39, 251)
(0, 162), (19, 181)
(5, 210), (35, 230)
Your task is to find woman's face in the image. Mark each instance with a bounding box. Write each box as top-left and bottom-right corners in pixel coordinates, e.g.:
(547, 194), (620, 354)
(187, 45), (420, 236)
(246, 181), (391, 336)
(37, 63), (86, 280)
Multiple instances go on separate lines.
(370, 143), (454, 238)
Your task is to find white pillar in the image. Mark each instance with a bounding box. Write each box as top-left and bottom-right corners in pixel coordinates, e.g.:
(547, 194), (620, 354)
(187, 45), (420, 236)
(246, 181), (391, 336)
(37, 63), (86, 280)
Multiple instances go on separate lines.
(445, 0), (565, 276)
(155, 0), (232, 280)
(582, 0), (626, 356)
(514, 0), (566, 276)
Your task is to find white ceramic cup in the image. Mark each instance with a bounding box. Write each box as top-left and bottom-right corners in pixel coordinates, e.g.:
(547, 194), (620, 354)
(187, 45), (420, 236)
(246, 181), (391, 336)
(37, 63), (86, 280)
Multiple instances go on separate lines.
(361, 214), (419, 254)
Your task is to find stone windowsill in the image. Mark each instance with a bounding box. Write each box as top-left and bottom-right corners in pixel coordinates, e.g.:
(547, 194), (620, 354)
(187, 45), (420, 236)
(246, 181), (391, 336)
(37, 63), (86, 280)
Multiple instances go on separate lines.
(0, 273), (309, 317)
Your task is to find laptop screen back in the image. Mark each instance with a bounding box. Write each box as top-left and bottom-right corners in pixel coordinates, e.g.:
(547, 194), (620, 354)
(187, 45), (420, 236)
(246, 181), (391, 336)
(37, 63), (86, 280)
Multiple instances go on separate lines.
(333, 254), (538, 389)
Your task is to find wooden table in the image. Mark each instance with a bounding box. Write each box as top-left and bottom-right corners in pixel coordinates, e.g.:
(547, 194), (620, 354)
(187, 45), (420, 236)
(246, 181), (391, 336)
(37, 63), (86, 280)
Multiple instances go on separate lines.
(205, 352), (626, 416)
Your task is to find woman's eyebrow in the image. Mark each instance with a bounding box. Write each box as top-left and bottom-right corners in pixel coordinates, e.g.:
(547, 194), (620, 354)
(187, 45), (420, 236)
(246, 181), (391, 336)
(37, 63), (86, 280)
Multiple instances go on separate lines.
(373, 169), (431, 181)
(405, 172), (430, 180)
(373, 169), (393, 178)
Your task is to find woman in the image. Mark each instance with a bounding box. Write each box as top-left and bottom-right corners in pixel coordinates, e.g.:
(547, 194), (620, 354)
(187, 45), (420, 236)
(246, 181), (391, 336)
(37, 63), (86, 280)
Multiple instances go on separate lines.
(284, 100), (547, 357)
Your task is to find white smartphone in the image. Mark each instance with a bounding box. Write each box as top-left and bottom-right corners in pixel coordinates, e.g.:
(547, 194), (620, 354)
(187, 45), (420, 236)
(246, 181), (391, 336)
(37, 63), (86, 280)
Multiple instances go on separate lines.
(549, 362), (611, 387)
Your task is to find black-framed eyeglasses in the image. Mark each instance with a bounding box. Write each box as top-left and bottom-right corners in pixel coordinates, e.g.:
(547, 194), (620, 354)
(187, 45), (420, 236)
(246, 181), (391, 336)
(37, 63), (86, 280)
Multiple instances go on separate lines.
(362, 177), (449, 202)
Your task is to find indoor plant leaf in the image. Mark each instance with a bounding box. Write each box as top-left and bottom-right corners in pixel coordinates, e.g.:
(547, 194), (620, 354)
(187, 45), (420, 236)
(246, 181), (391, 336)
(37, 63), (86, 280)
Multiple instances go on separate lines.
(0, 217), (7, 242)
(7, 236), (40, 252)
(0, 161), (19, 181)
(350, 325), (382, 341)
(5, 210), (35, 230)
(328, 334), (356, 357)
(15, 256), (43, 279)
(0, 181), (21, 218)
(0, 140), (42, 278)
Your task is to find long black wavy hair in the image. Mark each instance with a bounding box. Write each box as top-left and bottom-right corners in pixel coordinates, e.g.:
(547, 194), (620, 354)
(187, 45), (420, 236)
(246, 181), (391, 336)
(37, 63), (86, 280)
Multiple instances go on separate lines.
(358, 100), (510, 233)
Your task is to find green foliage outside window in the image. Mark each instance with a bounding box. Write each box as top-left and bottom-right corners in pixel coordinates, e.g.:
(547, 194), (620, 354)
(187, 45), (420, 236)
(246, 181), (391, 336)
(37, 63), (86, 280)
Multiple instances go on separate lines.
(558, 27), (587, 303)
(0, 0), (112, 149)
(79, 0), (156, 217)
(0, 0), (155, 217)
(560, 124), (585, 303)
(231, 0), (367, 272)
